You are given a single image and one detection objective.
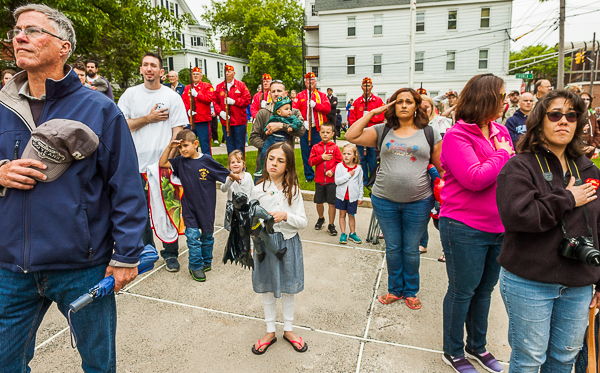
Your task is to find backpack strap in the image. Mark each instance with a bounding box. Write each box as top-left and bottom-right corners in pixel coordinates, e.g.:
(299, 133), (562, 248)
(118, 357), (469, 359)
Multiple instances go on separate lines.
(377, 125), (392, 151)
(424, 125), (434, 163)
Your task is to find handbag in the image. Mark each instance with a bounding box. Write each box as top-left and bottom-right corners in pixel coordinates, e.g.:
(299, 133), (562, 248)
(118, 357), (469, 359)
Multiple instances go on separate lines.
(575, 305), (600, 373)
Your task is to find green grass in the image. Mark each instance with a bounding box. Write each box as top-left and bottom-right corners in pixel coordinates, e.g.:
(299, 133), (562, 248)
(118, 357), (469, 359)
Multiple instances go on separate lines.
(594, 158), (600, 169)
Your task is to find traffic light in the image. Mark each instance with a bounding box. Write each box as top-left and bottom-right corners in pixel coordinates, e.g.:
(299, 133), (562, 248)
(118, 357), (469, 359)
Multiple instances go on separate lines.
(575, 51), (586, 64)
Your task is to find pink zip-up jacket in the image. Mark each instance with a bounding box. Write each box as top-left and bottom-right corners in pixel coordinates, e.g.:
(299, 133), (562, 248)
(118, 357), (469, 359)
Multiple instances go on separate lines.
(439, 119), (514, 233)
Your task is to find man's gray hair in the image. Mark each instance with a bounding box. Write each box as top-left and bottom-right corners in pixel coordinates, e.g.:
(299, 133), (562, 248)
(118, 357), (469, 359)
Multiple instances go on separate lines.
(14, 4), (77, 58)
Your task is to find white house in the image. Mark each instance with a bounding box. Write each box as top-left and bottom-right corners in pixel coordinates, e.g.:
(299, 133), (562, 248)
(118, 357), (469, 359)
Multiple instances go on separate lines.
(306, 0), (521, 120)
(155, 0), (250, 85)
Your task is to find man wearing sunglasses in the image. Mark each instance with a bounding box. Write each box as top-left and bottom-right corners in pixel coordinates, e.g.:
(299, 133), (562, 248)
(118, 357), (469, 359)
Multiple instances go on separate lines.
(0, 5), (146, 372)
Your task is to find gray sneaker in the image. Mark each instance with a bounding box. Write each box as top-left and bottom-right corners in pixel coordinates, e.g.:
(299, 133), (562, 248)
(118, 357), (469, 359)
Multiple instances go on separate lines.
(165, 258), (180, 272)
(189, 269), (206, 282)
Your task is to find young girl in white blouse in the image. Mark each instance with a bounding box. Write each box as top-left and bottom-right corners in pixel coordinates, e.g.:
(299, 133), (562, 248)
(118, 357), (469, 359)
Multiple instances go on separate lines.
(250, 142), (308, 355)
(220, 150), (254, 229)
(334, 144), (364, 244)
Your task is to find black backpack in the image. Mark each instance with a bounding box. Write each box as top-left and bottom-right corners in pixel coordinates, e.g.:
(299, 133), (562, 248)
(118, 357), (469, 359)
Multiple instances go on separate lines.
(365, 125), (434, 189)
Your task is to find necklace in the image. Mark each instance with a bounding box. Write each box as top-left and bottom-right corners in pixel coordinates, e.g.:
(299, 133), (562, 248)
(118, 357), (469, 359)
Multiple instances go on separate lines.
(271, 180), (283, 195)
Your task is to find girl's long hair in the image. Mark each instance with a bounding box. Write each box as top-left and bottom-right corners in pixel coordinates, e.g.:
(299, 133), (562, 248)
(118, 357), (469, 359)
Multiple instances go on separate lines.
(259, 142), (300, 205)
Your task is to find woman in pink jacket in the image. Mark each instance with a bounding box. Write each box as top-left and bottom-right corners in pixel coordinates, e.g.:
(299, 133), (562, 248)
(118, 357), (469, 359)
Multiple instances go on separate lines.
(439, 74), (514, 373)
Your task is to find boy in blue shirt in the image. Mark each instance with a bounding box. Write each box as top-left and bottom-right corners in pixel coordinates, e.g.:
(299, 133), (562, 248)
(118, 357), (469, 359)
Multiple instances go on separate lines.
(159, 130), (239, 281)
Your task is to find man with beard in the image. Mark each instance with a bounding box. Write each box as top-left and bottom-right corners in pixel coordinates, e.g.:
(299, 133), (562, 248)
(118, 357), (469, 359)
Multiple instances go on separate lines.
(85, 59), (113, 100)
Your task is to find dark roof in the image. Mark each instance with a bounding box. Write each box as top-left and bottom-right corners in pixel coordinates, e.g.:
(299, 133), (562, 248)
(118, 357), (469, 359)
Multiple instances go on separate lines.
(315, 0), (455, 12)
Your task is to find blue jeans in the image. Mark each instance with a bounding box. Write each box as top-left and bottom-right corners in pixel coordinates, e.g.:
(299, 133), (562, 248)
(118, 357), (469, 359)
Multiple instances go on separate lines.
(420, 228), (429, 248)
(371, 194), (433, 298)
(0, 265), (116, 373)
(300, 127), (321, 181)
(261, 134), (288, 160)
(356, 145), (376, 185)
(500, 268), (592, 373)
(188, 121), (211, 155)
(223, 124), (246, 155)
(140, 174), (179, 259)
(440, 217), (503, 357)
(185, 228), (214, 270)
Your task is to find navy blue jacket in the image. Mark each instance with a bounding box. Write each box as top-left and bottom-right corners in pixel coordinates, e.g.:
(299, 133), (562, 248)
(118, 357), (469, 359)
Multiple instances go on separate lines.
(163, 82), (185, 96)
(0, 67), (146, 273)
(505, 109), (528, 150)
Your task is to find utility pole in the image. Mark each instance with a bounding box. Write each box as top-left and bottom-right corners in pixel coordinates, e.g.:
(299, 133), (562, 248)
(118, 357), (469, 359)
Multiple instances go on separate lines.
(591, 32), (596, 99)
(557, 0), (565, 89)
(408, 0), (416, 88)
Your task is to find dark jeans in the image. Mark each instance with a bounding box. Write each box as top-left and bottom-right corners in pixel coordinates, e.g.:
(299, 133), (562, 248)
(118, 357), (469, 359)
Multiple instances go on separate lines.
(300, 127), (321, 181)
(372, 194), (433, 298)
(0, 265), (116, 372)
(188, 121), (211, 155)
(223, 124), (246, 155)
(356, 145), (376, 185)
(440, 217), (503, 357)
(140, 174), (179, 259)
(419, 227), (429, 248)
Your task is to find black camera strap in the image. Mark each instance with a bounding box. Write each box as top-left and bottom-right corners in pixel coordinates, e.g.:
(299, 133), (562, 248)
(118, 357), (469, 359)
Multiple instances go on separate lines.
(535, 153), (594, 240)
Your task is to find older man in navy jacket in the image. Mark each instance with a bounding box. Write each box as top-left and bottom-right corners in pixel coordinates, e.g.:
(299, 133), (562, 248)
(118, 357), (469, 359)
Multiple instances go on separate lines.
(0, 4), (146, 372)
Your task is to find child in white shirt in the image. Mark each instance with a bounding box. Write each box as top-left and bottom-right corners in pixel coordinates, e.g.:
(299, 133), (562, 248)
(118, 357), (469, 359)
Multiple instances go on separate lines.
(334, 144), (364, 244)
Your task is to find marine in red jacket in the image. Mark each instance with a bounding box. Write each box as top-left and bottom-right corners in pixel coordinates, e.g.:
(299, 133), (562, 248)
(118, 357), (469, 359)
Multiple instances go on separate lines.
(308, 136), (343, 184)
(182, 67), (216, 123)
(293, 77), (331, 132)
(214, 65), (252, 153)
(348, 78), (385, 128)
(250, 73), (272, 118)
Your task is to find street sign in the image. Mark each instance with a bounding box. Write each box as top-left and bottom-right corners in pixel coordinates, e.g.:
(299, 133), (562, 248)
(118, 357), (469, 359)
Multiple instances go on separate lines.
(516, 73), (533, 79)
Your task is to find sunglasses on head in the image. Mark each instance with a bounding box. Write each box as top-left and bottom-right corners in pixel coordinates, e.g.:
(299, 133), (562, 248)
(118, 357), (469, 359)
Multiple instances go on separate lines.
(545, 112), (579, 123)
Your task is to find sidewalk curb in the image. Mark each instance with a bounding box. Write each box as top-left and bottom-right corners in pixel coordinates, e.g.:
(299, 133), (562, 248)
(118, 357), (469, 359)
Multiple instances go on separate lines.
(300, 189), (373, 209)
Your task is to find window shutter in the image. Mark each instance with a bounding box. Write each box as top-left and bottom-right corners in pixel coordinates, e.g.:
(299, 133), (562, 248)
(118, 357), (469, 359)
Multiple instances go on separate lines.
(175, 4), (179, 17)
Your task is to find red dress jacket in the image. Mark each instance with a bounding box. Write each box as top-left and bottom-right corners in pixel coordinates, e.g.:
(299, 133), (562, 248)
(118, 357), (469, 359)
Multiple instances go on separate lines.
(214, 79), (251, 126)
(348, 94), (385, 127)
(250, 91), (271, 118)
(182, 82), (216, 123)
(293, 89), (331, 131)
(308, 141), (343, 184)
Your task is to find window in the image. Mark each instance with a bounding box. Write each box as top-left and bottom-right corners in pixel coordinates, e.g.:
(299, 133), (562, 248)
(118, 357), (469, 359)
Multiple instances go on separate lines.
(311, 4), (317, 16)
(448, 10), (457, 30)
(169, 2), (175, 15)
(415, 52), (424, 72)
(348, 17), (356, 37)
(479, 49), (489, 69)
(373, 55), (382, 74)
(217, 62), (222, 78)
(416, 12), (425, 32)
(338, 94), (347, 111)
(378, 93), (386, 102)
(347, 56), (355, 75)
(446, 51), (456, 71)
(243, 66), (246, 73)
(480, 8), (490, 28)
(312, 66), (319, 78)
(167, 57), (174, 72)
(374, 15), (382, 35)
(181, 33), (185, 48)
(195, 58), (200, 68)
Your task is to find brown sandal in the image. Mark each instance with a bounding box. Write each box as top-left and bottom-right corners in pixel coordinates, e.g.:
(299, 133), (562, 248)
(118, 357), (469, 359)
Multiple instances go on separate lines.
(378, 293), (403, 304)
(405, 297), (422, 310)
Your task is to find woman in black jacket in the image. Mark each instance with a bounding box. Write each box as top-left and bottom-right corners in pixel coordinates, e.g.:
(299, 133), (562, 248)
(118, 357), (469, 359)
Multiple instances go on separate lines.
(496, 90), (600, 372)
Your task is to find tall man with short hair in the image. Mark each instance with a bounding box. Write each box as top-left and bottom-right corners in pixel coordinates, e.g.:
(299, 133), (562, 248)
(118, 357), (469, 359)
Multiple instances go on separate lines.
(250, 73), (272, 118)
(85, 59), (114, 100)
(293, 72), (331, 182)
(182, 66), (216, 155)
(118, 52), (188, 271)
(164, 69), (185, 96)
(505, 92), (534, 148)
(533, 79), (551, 105)
(348, 77), (385, 185)
(214, 65), (251, 154)
(0, 5), (146, 371)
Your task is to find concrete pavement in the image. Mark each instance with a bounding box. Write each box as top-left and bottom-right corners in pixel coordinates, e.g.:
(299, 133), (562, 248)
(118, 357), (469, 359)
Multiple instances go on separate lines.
(31, 191), (510, 372)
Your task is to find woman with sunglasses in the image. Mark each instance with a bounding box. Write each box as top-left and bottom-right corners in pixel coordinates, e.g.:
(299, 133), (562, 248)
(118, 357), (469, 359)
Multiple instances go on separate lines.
(496, 90), (600, 372)
(580, 91), (600, 158)
(439, 74), (512, 373)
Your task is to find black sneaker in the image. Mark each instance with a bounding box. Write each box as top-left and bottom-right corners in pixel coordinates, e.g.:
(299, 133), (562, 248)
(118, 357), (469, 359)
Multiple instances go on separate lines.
(189, 269), (206, 282)
(315, 217), (325, 230)
(203, 264), (212, 272)
(165, 258), (180, 272)
(327, 224), (338, 236)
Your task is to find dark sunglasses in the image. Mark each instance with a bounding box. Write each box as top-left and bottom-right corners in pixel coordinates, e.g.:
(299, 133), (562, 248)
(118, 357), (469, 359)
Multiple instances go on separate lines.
(545, 112), (579, 123)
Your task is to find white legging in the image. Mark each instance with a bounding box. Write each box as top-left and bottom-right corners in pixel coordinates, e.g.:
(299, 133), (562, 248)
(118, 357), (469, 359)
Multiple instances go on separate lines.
(262, 293), (295, 333)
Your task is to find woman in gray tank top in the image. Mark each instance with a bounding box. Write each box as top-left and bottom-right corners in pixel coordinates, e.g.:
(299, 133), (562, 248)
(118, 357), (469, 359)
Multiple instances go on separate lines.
(345, 88), (442, 310)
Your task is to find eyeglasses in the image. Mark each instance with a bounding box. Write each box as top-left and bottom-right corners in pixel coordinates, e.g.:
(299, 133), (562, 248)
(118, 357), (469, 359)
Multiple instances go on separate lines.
(6, 26), (64, 42)
(545, 112), (580, 123)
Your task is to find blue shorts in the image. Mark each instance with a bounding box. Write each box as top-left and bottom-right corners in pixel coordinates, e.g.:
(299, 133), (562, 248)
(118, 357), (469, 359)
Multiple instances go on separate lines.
(335, 198), (358, 215)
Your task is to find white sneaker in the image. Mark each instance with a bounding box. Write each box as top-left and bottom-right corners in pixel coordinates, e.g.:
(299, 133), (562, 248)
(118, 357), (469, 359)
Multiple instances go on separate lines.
(220, 143), (226, 148)
(213, 140), (219, 145)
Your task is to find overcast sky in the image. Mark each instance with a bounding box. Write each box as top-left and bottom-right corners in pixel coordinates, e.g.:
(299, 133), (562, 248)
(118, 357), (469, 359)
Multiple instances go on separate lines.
(187, 0), (600, 52)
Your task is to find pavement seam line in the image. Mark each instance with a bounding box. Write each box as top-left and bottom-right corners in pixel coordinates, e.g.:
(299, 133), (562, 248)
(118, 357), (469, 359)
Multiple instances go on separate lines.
(356, 252), (387, 373)
(35, 326), (69, 351)
(302, 239), (384, 253)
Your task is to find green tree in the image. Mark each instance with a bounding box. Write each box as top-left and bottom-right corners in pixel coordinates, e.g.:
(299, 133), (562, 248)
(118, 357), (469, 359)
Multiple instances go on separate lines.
(0, 0), (193, 96)
(510, 44), (571, 81)
(202, 0), (303, 91)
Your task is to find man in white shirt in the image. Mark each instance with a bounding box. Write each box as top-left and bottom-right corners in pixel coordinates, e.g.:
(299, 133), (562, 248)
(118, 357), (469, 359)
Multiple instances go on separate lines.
(118, 52), (188, 272)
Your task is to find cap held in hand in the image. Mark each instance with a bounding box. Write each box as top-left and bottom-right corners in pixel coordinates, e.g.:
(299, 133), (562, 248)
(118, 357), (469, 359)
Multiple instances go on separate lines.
(22, 119), (99, 182)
